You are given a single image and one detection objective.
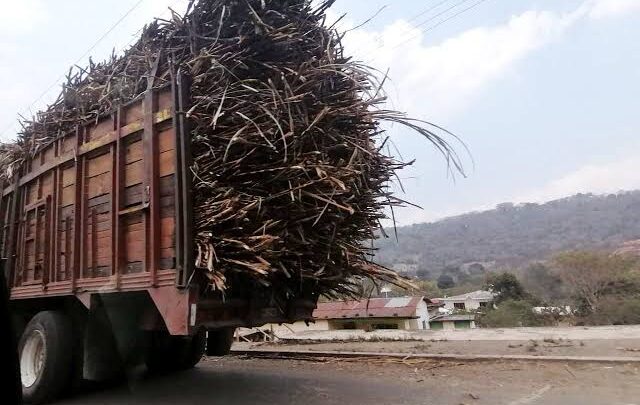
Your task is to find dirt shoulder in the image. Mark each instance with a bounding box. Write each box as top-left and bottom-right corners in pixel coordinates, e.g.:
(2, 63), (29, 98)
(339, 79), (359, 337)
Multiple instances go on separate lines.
(241, 337), (640, 358)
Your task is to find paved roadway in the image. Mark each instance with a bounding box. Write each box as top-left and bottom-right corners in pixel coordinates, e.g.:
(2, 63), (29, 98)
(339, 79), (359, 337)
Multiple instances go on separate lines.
(59, 355), (640, 405)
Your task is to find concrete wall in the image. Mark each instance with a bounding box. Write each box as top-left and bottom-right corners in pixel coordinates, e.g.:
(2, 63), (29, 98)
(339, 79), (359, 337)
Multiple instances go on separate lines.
(263, 300), (431, 333)
(434, 320), (477, 330)
(263, 319), (330, 336)
(328, 318), (409, 331)
(442, 320), (455, 330)
(442, 298), (490, 311)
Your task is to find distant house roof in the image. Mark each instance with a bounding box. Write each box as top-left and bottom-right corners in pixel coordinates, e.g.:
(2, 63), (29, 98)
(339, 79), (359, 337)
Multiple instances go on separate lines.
(313, 296), (428, 320)
(437, 290), (495, 302)
(615, 239), (640, 256)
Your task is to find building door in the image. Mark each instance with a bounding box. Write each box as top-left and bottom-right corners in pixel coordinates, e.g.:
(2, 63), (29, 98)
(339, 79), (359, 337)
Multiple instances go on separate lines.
(454, 320), (471, 329)
(430, 321), (443, 330)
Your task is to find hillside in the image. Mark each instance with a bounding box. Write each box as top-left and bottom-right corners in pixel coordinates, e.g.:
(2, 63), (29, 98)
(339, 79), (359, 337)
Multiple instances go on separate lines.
(374, 191), (640, 277)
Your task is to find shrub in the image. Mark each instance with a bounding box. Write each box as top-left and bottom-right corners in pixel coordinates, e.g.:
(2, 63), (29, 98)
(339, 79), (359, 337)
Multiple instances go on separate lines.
(478, 299), (553, 328)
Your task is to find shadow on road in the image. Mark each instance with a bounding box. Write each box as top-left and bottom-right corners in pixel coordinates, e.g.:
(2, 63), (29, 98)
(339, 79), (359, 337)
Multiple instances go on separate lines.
(60, 360), (415, 405)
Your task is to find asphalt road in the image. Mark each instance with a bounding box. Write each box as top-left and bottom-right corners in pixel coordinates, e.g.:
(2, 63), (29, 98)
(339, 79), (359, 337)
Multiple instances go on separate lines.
(59, 356), (640, 405)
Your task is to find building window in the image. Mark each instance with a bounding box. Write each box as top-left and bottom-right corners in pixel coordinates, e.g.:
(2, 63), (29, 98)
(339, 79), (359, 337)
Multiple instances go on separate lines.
(341, 322), (356, 330)
(454, 302), (466, 310)
(479, 302), (488, 308)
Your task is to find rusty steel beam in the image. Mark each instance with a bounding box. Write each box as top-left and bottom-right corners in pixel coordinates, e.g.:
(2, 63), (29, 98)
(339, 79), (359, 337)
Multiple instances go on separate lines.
(15, 188), (27, 288)
(43, 195), (52, 288)
(112, 108), (124, 289)
(64, 217), (71, 281)
(143, 87), (160, 286)
(52, 159), (61, 283)
(3, 178), (20, 286)
(72, 126), (84, 290)
(170, 64), (183, 286)
(147, 285), (194, 336)
(174, 69), (194, 288)
(0, 181), (4, 235)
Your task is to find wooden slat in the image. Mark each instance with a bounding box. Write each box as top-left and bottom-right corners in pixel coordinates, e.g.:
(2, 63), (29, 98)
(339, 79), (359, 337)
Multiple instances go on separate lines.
(112, 107), (124, 287)
(2, 109), (172, 196)
(72, 126), (84, 289)
(173, 70), (194, 287)
(143, 86), (160, 286)
(3, 86), (180, 300)
(52, 164), (60, 283)
(43, 196), (52, 287)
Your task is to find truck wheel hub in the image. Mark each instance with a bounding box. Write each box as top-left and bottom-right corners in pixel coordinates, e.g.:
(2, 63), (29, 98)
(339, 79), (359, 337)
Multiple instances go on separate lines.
(21, 329), (46, 388)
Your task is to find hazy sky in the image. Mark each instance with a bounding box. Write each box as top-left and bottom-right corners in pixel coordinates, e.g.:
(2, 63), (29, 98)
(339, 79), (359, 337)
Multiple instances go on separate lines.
(1, 0), (639, 225)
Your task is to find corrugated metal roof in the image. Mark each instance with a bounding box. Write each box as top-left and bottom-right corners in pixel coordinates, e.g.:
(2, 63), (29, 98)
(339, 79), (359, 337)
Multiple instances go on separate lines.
(386, 297), (413, 308)
(437, 290), (495, 301)
(313, 296), (425, 320)
(431, 314), (476, 322)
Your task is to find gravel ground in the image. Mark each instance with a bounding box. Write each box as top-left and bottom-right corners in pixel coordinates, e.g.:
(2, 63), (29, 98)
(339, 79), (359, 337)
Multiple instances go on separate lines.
(59, 355), (640, 405)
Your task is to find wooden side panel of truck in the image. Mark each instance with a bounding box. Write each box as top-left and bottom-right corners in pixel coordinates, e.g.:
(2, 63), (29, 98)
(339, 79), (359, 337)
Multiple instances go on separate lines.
(1, 86), (180, 299)
(0, 72), (315, 338)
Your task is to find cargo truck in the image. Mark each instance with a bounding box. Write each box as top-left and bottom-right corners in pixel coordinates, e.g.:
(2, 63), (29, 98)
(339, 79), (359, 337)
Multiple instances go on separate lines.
(0, 71), (317, 404)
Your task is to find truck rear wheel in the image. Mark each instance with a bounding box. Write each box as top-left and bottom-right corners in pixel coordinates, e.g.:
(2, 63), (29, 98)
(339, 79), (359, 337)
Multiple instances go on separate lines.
(206, 328), (235, 356)
(19, 311), (73, 404)
(146, 328), (206, 373)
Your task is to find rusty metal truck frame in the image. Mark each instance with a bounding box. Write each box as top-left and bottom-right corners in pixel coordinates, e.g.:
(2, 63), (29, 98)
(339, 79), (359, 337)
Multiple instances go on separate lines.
(0, 68), (316, 401)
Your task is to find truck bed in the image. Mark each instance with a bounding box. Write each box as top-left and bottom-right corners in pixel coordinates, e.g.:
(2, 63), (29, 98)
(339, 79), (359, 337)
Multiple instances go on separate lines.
(0, 82), (186, 299)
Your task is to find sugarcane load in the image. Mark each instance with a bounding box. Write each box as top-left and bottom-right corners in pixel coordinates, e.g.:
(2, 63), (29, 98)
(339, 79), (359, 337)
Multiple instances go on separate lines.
(1, 0), (459, 300)
(1, 3), (460, 401)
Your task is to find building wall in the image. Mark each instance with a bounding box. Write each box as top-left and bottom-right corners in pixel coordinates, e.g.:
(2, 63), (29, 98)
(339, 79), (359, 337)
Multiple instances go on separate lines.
(328, 318), (410, 331)
(442, 298), (490, 311)
(442, 320), (455, 330)
(414, 300), (430, 330)
(432, 320), (477, 330)
(263, 319), (330, 336)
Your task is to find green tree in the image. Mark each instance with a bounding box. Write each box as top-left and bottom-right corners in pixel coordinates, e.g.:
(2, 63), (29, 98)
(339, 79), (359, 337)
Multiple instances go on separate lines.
(484, 272), (532, 304)
(478, 299), (551, 328)
(415, 269), (431, 280)
(521, 263), (566, 304)
(553, 251), (637, 314)
(437, 274), (455, 289)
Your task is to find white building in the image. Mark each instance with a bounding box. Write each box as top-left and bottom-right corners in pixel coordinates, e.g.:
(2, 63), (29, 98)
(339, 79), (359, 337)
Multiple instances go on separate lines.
(428, 314), (477, 330)
(313, 296), (438, 330)
(248, 296), (444, 338)
(436, 290), (495, 311)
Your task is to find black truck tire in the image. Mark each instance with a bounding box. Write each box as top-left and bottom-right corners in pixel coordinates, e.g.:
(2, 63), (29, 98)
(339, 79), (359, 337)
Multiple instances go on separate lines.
(182, 328), (207, 369)
(206, 328), (235, 356)
(19, 311), (74, 404)
(146, 328), (206, 373)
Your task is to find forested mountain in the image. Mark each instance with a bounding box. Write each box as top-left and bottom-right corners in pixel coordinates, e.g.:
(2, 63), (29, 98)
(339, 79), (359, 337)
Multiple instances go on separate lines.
(375, 191), (640, 276)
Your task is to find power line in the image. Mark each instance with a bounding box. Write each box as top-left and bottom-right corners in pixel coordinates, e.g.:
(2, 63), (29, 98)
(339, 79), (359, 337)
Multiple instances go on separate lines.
(387, 0), (490, 53)
(369, 0), (475, 58)
(366, 0), (489, 63)
(410, 0), (476, 31)
(363, 0), (465, 52)
(1, 0), (487, 139)
(0, 0), (146, 139)
(406, 0), (457, 24)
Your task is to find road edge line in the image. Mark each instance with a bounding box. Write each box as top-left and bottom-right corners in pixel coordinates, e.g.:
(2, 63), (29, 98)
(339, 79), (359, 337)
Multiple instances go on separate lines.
(230, 348), (640, 363)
